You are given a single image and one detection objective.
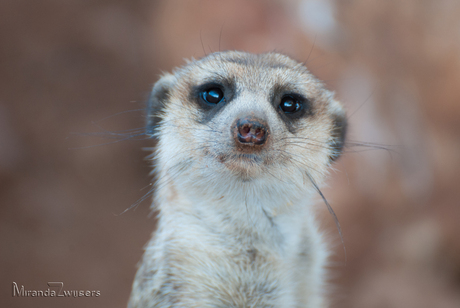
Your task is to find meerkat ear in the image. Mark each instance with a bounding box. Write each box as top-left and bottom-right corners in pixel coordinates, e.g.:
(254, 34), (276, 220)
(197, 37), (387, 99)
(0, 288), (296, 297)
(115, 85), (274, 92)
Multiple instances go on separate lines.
(145, 73), (177, 137)
(329, 103), (348, 163)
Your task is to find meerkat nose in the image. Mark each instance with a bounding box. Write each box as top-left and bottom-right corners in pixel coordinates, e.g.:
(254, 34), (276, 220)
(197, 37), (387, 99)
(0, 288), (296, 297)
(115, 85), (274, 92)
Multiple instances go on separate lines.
(234, 117), (269, 146)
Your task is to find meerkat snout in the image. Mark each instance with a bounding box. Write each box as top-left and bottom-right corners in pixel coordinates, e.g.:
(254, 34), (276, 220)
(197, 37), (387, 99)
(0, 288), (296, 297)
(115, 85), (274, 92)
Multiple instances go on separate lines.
(233, 117), (269, 147)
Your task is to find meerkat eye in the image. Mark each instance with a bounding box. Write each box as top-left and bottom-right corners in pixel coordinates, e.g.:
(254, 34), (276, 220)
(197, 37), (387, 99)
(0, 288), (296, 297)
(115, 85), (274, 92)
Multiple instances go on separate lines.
(201, 88), (224, 104)
(279, 95), (302, 114)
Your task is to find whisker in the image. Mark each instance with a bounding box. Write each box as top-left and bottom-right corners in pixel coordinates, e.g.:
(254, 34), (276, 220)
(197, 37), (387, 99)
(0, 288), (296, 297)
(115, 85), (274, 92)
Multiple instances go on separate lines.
(92, 108), (146, 123)
(305, 171), (347, 262)
(116, 186), (155, 215)
(303, 34), (317, 66)
(68, 133), (150, 149)
(272, 148), (326, 176)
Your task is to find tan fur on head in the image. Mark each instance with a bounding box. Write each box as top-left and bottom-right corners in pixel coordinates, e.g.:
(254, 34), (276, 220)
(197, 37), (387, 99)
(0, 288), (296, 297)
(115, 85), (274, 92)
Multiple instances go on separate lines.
(129, 51), (346, 308)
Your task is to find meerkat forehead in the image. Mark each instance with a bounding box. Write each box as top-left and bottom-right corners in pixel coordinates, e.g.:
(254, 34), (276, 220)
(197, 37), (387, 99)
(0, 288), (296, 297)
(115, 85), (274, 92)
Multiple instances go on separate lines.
(177, 51), (324, 96)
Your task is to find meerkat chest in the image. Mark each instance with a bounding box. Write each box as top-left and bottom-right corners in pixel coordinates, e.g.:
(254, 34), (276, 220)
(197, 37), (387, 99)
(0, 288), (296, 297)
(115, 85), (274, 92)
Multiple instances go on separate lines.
(156, 205), (310, 307)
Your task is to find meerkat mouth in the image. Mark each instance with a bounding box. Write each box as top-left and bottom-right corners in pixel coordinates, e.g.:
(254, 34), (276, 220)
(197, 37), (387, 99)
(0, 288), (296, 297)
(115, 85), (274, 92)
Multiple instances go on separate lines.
(215, 152), (270, 178)
(218, 153), (264, 164)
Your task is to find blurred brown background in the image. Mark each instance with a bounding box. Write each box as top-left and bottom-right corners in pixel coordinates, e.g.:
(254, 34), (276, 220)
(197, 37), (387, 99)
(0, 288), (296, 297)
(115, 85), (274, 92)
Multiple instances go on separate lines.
(1, 0), (460, 307)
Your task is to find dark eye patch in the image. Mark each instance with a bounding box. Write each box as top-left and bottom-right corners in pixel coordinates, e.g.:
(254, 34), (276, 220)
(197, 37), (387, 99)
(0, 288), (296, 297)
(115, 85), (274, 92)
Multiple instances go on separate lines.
(278, 94), (310, 117)
(270, 83), (314, 133)
(189, 78), (236, 123)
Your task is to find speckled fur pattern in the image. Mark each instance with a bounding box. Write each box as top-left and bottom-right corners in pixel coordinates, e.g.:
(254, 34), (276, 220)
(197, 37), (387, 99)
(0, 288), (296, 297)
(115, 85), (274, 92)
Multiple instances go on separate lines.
(128, 51), (346, 308)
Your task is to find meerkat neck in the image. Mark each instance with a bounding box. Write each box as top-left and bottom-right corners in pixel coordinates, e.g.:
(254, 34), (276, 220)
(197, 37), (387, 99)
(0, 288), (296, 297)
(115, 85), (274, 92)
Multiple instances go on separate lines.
(155, 175), (317, 246)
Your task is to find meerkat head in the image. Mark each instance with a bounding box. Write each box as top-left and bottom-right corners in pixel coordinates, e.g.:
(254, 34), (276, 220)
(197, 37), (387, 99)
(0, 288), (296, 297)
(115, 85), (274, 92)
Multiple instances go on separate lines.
(147, 51), (346, 196)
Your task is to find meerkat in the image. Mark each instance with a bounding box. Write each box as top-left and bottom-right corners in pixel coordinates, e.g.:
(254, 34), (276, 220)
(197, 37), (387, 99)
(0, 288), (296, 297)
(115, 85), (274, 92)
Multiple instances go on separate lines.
(128, 51), (347, 308)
